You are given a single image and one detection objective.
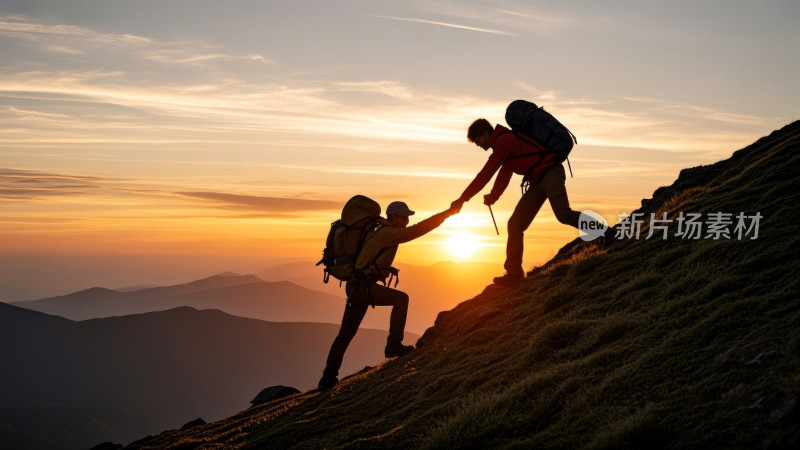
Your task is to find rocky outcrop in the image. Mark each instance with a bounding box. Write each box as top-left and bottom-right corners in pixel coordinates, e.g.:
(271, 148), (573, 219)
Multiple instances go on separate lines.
(250, 385), (301, 406)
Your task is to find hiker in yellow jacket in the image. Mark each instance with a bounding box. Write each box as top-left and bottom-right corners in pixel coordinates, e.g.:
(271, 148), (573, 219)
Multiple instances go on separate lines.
(319, 201), (459, 390)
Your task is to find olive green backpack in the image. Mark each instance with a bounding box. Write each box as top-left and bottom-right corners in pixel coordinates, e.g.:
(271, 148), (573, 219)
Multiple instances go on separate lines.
(316, 195), (388, 285)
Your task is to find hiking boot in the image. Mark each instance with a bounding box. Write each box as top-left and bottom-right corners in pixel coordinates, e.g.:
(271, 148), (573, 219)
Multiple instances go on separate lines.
(317, 373), (338, 391)
(385, 343), (415, 358)
(493, 272), (523, 286)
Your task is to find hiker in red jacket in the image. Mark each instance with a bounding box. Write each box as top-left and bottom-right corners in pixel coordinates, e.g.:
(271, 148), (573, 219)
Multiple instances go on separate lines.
(451, 118), (591, 285)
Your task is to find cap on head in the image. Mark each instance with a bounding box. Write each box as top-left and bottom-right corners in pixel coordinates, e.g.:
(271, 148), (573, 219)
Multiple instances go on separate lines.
(386, 201), (415, 217)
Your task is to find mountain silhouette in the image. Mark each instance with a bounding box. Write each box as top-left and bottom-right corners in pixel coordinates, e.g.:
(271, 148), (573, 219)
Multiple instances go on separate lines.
(10, 274), (265, 319)
(9, 274), (377, 328)
(13, 261), (498, 334)
(124, 122), (800, 449)
(0, 303), (417, 450)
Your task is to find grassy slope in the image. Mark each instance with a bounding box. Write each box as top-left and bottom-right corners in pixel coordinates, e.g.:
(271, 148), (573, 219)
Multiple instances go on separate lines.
(128, 122), (800, 449)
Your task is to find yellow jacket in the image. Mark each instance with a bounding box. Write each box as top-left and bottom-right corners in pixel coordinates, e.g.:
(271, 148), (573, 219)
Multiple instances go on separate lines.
(356, 211), (450, 280)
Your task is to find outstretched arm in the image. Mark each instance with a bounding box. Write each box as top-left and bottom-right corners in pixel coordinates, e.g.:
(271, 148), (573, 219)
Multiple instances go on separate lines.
(456, 153), (505, 204)
(454, 133), (516, 206)
(381, 207), (459, 245)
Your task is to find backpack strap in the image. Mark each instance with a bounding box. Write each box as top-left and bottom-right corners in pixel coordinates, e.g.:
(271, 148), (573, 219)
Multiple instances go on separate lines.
(363, 246), (392, 281)
(505, 131), (560, 160)
(567, 127), (577, 145)
(500, 131), (551, 192)
(498, 131), (573, 192)
(352, 218), (381, 264)
(339, 219), (382, 268)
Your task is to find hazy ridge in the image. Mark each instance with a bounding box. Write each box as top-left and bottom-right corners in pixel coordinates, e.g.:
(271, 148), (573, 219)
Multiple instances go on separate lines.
(13, 261), (498, 334)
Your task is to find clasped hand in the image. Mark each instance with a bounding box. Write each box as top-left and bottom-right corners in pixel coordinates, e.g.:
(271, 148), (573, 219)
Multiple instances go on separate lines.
(448, 199), (464, 216)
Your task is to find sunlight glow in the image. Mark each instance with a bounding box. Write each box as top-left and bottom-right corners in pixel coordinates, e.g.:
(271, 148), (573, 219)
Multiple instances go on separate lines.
(445, 231), (480, 259)
(443, 212), (489, 229)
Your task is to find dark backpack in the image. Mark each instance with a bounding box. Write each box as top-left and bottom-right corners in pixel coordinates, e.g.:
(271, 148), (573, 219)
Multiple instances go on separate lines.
(505, 99), (577, 176)
(316, 195), (386, 285)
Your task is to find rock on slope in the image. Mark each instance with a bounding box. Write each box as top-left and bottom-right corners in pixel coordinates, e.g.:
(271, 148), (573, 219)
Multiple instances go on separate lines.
(125, 122), (800, 450)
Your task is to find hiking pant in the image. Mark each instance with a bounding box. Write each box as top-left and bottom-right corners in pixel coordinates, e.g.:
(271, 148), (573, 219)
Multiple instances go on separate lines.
(322, 281), (409, 378)
(505, 164), (581, 276)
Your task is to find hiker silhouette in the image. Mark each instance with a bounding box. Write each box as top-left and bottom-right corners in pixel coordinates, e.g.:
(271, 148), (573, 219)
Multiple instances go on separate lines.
(319, 200), (460, 390)
(451, 116), (611, 286)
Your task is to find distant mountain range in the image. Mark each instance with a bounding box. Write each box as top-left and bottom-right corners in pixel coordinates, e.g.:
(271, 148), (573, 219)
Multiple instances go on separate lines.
(0, 302), (415, 450)
(12, 260), (498, 333)
(9, 273), (369, 326)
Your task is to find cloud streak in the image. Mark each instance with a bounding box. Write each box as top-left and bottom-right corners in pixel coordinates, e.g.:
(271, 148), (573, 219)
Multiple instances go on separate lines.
(369, 15), (512, 36)
(0, 168), (107, 200)
(407, 1), (569, 35)
(178, 192), (340, 212)
(0, 15), (271, 65)
(0, 168), (339, 216)
(327, 168), (473, 180)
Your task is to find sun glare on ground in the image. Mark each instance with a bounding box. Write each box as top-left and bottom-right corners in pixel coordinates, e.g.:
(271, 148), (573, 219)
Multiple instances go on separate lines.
(445, 231), (480, 259)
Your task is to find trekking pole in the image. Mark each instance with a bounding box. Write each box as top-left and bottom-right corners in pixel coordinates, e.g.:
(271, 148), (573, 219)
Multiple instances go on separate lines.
(488, 205), (499, 235)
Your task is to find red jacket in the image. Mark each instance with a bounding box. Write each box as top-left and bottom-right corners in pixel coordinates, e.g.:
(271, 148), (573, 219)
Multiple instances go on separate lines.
(458, 125), (558, 202)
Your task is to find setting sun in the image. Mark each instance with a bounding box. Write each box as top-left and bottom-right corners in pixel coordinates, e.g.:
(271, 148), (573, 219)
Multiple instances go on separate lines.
(445, 231), (480, 259)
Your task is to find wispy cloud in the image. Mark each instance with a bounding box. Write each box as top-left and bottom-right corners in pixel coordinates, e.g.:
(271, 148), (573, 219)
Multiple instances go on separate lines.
(272, 163), (476, 180)
(333, 80), (419, 102)
(408, 1), (570, 35)
(494, 8), (563, 25)
(178, 192), (340, 212)
(0, 168), (339, 216)
(0, 168), (106, 200)
(657, 104), (768, 126)
(0, 70), (470, 145)
(0, 15), (271, 65)
(369, 15), (512, 36)
(328, 168), (473, 180)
